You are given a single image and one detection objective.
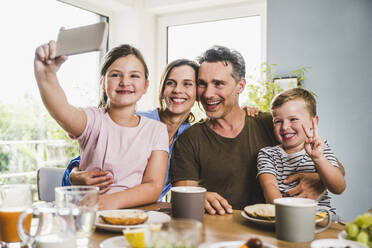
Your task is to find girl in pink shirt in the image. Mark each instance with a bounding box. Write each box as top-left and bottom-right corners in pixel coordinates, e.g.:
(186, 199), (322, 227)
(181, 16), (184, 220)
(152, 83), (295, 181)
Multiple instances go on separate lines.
(34, 42), (169, 210)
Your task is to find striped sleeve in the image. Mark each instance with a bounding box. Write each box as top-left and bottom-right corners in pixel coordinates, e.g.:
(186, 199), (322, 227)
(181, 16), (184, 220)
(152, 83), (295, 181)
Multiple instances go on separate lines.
(257, 148), (277, 177)
(318, 192), (336, 214)
(323, 140), (338, 167)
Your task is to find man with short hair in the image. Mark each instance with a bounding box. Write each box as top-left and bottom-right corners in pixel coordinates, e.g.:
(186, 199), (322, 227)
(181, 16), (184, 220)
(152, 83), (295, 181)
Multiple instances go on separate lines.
(170, 45), (278, 215)
(170, 45), (332, 215)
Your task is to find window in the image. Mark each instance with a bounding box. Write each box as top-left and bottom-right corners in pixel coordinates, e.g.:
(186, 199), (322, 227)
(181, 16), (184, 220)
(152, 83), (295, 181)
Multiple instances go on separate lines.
(166, 16), (263, 121)
(167, 16), (262, 107)
(0, 0), (108, 184)
(156, 1), (266, 121)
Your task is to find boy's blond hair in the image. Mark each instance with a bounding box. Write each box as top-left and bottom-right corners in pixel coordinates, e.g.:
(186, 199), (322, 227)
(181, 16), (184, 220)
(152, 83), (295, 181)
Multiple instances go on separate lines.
(271, 88), (317, 117)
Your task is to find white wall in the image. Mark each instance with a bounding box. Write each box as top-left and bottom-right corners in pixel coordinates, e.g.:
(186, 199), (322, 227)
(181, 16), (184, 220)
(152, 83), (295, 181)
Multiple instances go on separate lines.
(267, 0), (372, 221)
(109, 5), (158, 110)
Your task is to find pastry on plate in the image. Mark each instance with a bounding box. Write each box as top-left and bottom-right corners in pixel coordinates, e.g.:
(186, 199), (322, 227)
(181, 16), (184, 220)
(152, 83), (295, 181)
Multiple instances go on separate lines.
(99, 210), (148, 225)
(244, 204), (275, 221)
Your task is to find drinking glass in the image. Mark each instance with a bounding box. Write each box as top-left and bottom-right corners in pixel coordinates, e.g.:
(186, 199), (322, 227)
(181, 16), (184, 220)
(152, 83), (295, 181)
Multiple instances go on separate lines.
(54, 186), (99, 247)
(152, 219), (203, 248)
(0, 184), (33, 248)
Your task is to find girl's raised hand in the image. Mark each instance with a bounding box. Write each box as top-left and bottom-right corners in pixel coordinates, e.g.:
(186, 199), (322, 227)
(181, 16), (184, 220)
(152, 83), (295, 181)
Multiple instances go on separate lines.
(34, 40), (68, 80)
(303, 119), (325, 160)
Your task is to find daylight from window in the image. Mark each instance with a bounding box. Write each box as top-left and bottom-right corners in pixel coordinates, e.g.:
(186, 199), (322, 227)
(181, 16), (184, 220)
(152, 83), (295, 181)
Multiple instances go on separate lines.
(0, 0), (104, 184)
(167, 16), (262, 108)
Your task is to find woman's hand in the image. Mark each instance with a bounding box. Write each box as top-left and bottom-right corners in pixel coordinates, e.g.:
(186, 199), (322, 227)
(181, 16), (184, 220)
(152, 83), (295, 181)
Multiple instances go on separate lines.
(34, 40), (67, 81)
(242, 106), (262, 117)
(69, 169), (114, 194)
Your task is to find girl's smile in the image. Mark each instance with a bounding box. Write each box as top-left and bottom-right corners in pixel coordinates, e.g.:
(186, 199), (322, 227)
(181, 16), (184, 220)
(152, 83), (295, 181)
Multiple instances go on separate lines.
(104, 55), (149, 108)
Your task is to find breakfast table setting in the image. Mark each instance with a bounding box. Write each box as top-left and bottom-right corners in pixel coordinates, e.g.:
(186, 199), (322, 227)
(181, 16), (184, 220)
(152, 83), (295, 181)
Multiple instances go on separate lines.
(91, 201), (347, 248)
(1, 184), (371, 248)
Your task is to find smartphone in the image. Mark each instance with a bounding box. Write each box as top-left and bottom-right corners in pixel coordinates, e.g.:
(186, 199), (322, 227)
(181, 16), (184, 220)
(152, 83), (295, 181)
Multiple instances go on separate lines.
(55, 22), (108, 57)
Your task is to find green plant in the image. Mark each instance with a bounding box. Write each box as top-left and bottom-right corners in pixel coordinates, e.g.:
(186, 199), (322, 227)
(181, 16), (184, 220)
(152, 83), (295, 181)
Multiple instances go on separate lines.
(0, 95), (79, 173)
(244, 63), (310, 112)
(0, 146), (9, 172)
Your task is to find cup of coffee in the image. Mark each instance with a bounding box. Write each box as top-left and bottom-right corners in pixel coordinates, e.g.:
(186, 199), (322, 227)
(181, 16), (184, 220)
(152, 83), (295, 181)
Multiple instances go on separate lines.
(54, 186), (99, 247)
(274, 197), (331, 242)
(0, 184), (33, 247)
(171, 186), (206, 222)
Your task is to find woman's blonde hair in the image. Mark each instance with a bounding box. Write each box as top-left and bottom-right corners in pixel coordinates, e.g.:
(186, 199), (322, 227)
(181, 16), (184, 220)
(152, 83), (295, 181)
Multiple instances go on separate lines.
(271, 88), (317, 117)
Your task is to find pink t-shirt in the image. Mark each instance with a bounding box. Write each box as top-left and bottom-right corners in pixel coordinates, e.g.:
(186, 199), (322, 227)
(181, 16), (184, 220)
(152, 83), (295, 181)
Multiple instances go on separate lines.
(76, 107), (169, 194)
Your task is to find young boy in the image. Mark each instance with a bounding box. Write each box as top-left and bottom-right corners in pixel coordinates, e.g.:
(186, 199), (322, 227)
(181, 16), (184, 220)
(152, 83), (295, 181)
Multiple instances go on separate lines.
(257, 88), (346, 213)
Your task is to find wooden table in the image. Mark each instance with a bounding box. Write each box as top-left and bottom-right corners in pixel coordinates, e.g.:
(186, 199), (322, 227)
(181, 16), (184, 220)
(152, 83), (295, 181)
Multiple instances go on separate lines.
(90, 202), (344, 248)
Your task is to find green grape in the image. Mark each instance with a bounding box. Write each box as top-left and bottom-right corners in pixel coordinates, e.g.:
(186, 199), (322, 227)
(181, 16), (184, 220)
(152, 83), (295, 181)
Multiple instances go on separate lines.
(345, 222), (359, 238)
(354, 213), (372, 229)
(345, 234), (354, 240)
(356, 231), (369, 245)
(369, 225), (372, 238)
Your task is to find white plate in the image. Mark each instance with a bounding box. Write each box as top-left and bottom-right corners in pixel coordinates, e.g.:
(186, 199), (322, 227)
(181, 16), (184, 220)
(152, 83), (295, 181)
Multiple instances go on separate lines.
(95, 210), (171, 232)
(241, 211), (275, 226)
(100, 236), (129, 248)
(241, 211), (325, 227)
(311, 238), (368, 248)
(199, 240), (276, 248)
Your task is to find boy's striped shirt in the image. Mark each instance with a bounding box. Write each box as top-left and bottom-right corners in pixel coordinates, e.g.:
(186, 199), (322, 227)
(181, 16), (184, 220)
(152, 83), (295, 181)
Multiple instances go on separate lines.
(257, 141), (338, 213)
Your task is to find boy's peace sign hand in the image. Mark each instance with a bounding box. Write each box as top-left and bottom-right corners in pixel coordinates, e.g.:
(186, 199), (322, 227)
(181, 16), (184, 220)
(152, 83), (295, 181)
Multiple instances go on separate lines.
(303, 119), (325, 160)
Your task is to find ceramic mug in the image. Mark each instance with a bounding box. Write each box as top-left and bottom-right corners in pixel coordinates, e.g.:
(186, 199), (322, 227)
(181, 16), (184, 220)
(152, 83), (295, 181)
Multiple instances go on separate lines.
(171, 186), (206, 222)
(274, 197), (331, 242)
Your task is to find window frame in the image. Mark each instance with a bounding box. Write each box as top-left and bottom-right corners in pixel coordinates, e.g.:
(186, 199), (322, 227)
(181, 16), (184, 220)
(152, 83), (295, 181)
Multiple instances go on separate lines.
(155, 1), (267, 94)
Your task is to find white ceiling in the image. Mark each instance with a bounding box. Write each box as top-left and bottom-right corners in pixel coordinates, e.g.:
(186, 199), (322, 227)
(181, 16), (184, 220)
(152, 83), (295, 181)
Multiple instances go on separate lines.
(112, 0), (260, 14)
(60, 0), (263, 15)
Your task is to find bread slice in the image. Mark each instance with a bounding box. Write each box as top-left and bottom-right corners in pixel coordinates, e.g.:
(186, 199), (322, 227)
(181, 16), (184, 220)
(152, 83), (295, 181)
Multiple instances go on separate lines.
(244, 204), (275, 221)
(99, 210), (148, 225)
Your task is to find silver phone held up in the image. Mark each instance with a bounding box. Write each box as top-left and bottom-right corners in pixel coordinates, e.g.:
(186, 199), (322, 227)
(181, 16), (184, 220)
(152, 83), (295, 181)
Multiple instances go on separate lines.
(55, 22), (108, 57)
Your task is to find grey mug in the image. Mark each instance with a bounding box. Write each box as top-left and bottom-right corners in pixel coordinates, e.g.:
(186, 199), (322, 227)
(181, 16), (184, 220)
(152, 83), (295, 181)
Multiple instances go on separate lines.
(274, 197), (331, 242)
(171, 186), (206, 222)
